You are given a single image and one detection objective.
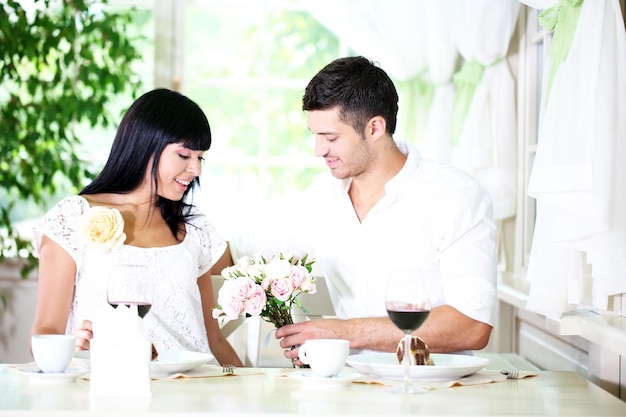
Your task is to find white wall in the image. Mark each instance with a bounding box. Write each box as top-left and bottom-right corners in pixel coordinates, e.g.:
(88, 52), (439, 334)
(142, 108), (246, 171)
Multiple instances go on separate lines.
(0, 260), (37, 364)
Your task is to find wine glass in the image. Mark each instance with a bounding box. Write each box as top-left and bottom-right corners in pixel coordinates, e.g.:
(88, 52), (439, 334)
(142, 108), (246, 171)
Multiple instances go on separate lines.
(385, 269), (432, 394)
(106, 253), (153, 318)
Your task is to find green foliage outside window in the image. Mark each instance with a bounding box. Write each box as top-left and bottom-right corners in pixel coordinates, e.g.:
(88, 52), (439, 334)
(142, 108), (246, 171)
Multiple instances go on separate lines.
(186, 4), (344, 211)
(0, 0), (141, 275)
(0, 0), (346, 275)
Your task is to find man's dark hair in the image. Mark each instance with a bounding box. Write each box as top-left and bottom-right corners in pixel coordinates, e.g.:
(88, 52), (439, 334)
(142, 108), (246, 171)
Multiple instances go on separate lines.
(302, 56), (399, 135)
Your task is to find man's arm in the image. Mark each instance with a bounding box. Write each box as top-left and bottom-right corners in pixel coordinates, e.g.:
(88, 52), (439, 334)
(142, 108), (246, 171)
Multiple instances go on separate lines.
(275, 305), (492, 364)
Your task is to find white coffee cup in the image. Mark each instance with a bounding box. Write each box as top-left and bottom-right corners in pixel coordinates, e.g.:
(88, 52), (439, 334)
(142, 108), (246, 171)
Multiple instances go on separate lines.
(298, 338), (350, 378)
(31, 334), (76, 373)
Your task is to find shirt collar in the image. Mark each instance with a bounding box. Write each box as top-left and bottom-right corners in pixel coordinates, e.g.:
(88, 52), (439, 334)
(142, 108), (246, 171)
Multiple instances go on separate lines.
(384, 140), (421, 196)
(337, 140), (422, 195)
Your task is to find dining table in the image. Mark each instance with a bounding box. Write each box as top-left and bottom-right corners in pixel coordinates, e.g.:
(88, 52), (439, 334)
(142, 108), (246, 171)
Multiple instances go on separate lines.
(1, 362), (625, 417)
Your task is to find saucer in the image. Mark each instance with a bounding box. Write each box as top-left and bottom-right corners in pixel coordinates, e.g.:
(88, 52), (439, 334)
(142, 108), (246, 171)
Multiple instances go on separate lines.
(72, 350), (91, 369)
(16, 363), (89, 384)
(288, 370), (360, 389)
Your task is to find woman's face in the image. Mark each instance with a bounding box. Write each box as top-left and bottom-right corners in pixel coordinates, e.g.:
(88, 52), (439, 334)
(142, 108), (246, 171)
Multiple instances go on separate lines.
(155, 143), (205, 201)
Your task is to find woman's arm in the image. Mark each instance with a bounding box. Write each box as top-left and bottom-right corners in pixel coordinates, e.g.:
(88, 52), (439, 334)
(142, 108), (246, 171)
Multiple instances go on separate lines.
(197, 271), (243, 367)
(30, 236), (78, 347)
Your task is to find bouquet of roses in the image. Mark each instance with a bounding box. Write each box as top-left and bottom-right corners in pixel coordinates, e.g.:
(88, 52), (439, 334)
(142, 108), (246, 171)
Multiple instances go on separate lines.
(212, 252), (316, 329)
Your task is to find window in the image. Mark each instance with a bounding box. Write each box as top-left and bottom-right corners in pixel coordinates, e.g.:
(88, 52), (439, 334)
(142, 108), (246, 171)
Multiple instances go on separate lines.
(12, 1), (541, 283)
(180, 0), (345, 236)
(504, 5), (546, 291)
(72, 0), (350, 238)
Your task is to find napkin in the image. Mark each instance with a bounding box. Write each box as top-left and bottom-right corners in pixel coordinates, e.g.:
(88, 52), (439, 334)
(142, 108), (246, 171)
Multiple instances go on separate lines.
(89, 306), (152, 397)
(354, 369), (538, 390)
(76, 364), (265, 380)
(153, 365), (265, 380)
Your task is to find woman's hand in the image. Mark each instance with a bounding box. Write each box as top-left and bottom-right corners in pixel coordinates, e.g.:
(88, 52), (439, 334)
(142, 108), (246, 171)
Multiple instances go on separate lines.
(72, 320), (93, 351)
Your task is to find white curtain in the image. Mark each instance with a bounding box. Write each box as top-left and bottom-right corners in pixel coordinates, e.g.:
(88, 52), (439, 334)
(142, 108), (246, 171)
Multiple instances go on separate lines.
(522, 0), (626, 317)
(306, 0), (520, 222)
(305, 0), (427, 79)
(448, 0), (520, 221)
(305, 0), (430, 146)
(419, 1), (459, 164)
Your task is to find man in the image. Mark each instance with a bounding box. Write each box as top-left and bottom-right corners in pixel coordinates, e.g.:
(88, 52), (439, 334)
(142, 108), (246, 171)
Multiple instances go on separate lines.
(228, 56), (496, 365)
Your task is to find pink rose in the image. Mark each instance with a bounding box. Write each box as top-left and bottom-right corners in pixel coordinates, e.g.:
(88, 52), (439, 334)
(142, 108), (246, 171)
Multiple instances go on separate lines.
(300, 277), (317, 294)
(243, 285), (267, 316)
(232, 277), (258, 301)
(271, 278), (294, 302)
(218, 296), (244, 321)
(261, 276), (272, 291)
(289, 265), (308, 289)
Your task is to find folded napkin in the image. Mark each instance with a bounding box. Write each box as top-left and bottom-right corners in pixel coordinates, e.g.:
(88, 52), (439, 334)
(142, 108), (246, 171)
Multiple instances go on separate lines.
(354, 369), (538, 390)
(71, 365), (264, 381)
(153, 364), (264, 380)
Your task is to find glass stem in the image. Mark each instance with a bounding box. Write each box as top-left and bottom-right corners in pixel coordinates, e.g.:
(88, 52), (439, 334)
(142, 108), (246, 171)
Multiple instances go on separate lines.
(402, 333), (413, 393)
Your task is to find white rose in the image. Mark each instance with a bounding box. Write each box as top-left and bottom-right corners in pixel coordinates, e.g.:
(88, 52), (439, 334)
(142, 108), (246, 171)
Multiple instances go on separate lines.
(79, 206), (126, 254)
(265, 258), (292, 280)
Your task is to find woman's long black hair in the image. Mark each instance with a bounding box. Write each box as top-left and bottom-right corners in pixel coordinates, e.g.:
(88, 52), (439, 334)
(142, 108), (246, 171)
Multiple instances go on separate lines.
(80, 88), (211, 240)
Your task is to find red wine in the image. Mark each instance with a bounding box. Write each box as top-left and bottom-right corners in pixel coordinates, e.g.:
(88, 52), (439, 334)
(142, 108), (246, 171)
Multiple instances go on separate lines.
(109, 301), (152, 318)
(387, 309), (430, 332)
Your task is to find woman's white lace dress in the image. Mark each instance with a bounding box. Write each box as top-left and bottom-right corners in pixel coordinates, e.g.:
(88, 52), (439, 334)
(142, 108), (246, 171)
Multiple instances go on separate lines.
(32, 195), (226, 360)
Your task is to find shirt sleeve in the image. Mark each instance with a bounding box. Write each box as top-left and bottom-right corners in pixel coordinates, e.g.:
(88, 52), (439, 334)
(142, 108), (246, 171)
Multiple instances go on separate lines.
(187, 208), (227, 277)
(31, 195), (89, 267)
(436, 179), (498, 326)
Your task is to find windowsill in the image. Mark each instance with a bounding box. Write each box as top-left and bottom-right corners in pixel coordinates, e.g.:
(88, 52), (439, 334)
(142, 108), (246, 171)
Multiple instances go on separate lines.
(497, 281), (626, 358)
(559, 310), (626, 358)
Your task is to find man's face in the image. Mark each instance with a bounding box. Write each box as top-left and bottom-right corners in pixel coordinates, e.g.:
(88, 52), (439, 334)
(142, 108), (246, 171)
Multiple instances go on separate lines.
(307, 107), (374, 180)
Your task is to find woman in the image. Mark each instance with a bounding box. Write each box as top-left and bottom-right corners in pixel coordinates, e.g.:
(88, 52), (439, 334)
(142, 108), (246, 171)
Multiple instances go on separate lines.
(31, 88), (242, 367)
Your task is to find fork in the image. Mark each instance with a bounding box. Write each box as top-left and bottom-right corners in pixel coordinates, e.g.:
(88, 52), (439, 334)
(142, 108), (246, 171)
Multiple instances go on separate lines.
(501, 369), (519, 379)
(222, 364), (235, 374)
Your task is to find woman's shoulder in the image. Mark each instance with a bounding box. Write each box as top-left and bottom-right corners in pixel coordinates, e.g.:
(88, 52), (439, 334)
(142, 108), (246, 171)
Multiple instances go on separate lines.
(48, 195), (91, 216)
(33, 195), (90, 259)
(38, 195), (91, 232)
(182, 205), (227, 268)
(184, 205), (219, 239)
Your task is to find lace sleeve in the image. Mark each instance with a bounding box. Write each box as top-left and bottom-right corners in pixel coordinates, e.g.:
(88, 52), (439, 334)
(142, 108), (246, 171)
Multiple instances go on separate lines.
(32, 195), (89, 266)
(187, 208), (227, 276)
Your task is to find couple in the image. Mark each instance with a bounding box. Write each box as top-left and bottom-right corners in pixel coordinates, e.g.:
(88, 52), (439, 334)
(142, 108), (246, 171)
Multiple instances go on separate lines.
(31, 56), (496, 367)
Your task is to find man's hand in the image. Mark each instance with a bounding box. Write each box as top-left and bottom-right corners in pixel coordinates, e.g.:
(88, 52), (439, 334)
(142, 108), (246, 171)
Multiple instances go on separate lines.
(275, 319), (347, 366)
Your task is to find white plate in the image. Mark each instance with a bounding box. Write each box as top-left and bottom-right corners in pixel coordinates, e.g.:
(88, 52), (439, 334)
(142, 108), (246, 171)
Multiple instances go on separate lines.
(72, 350), (214, 376)
(16, 364), (88, 384)
(150, 350), (214, 376)
(288, 370), (360, 389)
(346, 353), (489, 381)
